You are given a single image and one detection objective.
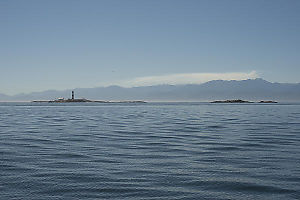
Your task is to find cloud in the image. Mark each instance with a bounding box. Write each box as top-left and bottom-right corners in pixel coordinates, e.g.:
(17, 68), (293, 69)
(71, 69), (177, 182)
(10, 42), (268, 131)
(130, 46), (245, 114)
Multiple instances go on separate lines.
(117, 71), (259, 87)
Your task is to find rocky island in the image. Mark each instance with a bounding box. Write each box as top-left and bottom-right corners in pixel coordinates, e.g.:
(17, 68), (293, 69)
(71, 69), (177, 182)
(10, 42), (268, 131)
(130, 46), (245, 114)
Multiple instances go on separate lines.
(258, 100), (278, 103)
(211, 99), (252, 103)
(211, 99), (278, 103)
(32, 91), (146, 103)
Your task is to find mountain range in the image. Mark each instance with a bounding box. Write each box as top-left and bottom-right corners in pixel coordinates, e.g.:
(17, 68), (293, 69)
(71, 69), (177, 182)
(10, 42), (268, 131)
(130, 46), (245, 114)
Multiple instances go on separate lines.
(1, 78), (300, 102)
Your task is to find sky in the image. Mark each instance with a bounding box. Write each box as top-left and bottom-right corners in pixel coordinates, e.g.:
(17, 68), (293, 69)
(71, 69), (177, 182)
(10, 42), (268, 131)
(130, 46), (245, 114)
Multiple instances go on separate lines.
(0, 0), (300, 95)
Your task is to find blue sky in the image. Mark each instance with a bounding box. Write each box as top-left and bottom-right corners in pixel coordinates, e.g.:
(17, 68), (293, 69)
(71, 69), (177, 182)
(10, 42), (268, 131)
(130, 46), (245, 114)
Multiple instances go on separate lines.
(1, 0), (300, 95)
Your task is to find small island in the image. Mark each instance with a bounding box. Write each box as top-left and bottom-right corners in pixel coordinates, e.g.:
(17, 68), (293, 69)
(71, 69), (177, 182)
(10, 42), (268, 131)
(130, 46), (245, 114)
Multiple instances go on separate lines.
(211, 99), (252, 103)
(32, 91), (146, 103)
(258, 100), (278, 103)
(211, 99), (278, 103)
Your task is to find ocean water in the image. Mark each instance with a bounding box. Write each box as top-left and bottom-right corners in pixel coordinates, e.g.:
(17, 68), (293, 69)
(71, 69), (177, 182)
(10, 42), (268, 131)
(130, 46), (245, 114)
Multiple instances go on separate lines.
(0, 102), (300, 200)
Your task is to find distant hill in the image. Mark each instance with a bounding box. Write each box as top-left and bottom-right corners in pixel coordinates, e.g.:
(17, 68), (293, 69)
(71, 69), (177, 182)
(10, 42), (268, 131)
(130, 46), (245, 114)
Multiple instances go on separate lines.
(0, 93), (9, 101)
(1, 78), (300, 102)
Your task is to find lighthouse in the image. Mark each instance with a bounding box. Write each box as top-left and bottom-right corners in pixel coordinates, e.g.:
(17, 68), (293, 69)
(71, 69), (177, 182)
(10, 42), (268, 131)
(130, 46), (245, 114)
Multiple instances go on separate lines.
(72, 91), (74, 100)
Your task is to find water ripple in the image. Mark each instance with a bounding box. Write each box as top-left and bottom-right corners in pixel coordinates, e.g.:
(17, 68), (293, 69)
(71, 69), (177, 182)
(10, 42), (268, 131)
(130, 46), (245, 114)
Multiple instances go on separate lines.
(0, 102), (300, 200)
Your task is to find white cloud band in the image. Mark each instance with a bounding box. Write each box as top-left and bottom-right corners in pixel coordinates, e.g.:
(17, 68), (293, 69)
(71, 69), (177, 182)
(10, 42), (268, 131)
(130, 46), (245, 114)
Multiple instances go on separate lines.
(118, 71), (258, 87)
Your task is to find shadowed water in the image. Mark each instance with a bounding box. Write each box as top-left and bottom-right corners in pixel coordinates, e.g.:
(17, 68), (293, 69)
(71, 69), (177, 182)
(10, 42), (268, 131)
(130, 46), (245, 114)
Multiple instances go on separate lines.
(0, 102), (300, 200)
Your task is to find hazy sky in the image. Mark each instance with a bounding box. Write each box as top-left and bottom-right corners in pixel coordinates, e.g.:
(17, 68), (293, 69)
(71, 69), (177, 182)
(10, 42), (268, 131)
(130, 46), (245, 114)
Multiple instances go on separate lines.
(1, 0), (300, 95)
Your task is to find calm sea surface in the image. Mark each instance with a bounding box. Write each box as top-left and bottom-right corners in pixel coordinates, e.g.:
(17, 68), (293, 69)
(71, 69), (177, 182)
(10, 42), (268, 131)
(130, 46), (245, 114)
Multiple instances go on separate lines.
(0, 102), (300, 200)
